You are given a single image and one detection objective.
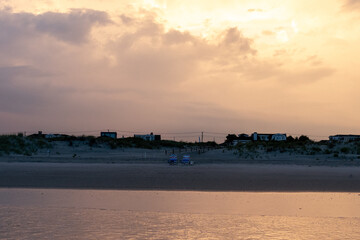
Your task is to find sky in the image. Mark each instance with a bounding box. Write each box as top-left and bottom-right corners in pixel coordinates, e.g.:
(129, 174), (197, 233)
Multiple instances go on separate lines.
(0, 0), (359, 141)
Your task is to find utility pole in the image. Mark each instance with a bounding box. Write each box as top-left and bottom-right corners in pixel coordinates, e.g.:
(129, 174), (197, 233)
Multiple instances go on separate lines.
(201, 132), (203, 143)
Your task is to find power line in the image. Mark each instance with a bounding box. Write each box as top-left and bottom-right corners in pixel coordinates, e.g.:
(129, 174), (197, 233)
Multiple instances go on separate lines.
(203, 131), (228, 135)
(0, 129), (333, 140)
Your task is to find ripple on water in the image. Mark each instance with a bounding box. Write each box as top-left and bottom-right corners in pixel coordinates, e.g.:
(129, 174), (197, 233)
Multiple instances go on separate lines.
(1, 206), (360, 240)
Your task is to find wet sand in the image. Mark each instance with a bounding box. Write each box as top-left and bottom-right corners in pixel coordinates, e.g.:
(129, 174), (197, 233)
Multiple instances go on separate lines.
(1, 162), (360, 192)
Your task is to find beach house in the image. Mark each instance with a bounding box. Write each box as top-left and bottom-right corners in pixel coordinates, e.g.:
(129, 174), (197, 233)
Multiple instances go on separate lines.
(230, 132), (287, 145)
(252, 132), (287, 141)
(232, 134), (252, 145)
(45, 134), (68, 139)
(329, 134), (360, 142)
(134, 132), (161, 141)
(100, 131), (117, 139)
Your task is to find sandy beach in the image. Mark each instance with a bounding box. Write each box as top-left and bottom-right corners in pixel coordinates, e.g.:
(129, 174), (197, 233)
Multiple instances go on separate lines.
(2, 143), (360, 192)
(1, 162), (360, 192)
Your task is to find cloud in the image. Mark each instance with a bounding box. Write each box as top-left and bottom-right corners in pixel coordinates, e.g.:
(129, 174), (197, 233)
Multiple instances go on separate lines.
(219, 55), (335, 84)
(0, 8), (263, 132)
(248, 9), (263, 12)
(221, 27), (257, 55)
(108, 15), (258, 88)
(262, 30), (276, 36)
(303, 55), (323, 66)
(277, 67), (336, 84)
(162, 29), (196, 45)
(0, 66), (44, 80)
(34, 9), (111, 43)
(342, 0), (360, 9)
(0, 6), (341, 136)
(119, 14), (134, 24)
(0, 8), (111, 45)
(0, 66), (67, 113)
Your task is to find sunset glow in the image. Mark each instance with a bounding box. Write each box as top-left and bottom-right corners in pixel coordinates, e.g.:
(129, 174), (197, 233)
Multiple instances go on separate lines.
(1, 0), (359, 139)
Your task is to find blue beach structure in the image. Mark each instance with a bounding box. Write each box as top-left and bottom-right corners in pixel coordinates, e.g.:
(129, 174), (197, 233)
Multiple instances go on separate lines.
(168, 154), (177, 165)
(182, 155), (190, 165)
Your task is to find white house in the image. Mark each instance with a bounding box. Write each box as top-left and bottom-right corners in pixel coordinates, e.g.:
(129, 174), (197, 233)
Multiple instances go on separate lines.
(134, 132), (161, 141)
(271, 133), (287, 141)
(252, 132), (287, 141)
(329, 134), (360, 142)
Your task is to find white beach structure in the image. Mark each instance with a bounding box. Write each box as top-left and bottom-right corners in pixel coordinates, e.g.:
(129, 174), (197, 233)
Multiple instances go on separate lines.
(252, 132), (287, 141)
(134, 132), (161, 141)
(329, 134), (360, 142)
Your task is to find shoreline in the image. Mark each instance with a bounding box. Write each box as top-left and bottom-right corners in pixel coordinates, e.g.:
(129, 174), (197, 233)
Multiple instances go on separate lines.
(1, 162), (360, 192)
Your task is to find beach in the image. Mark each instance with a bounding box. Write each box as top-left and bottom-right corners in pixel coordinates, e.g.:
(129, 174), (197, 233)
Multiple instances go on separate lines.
(1, 144), (360, 192)
(1, 162), (360, 192)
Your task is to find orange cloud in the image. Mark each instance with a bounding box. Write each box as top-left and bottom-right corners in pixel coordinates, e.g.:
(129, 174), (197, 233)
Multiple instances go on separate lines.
(0, 4), (358, 139)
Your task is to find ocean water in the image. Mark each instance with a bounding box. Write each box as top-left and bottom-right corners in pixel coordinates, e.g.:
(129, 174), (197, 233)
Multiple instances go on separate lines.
(0, 189), (360, 239)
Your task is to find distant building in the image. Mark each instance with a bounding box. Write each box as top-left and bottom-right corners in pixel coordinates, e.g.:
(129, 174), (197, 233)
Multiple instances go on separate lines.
(134, 132), (161, 141)
(28, 131), (69, 139)
(27, 131), (45, 138)
(252, 132), (287, 141)
(45, 134), (67, 139)
(101, 131), (117, 139)
(329, 134), (360, 142)
(271, 133), (287, 141)
(232, 134), (252, 145)
(230, 132), (287, 145)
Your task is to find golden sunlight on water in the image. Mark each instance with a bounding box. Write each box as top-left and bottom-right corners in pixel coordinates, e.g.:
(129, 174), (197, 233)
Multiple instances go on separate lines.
(0, 189), (360, 239)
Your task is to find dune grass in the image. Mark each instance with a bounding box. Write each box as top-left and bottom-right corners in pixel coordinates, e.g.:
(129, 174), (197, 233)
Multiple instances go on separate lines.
(0, 135), (52, 156)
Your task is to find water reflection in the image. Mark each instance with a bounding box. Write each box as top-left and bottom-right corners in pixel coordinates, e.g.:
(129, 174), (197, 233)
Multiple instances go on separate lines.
(0, 189), (360, 239)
